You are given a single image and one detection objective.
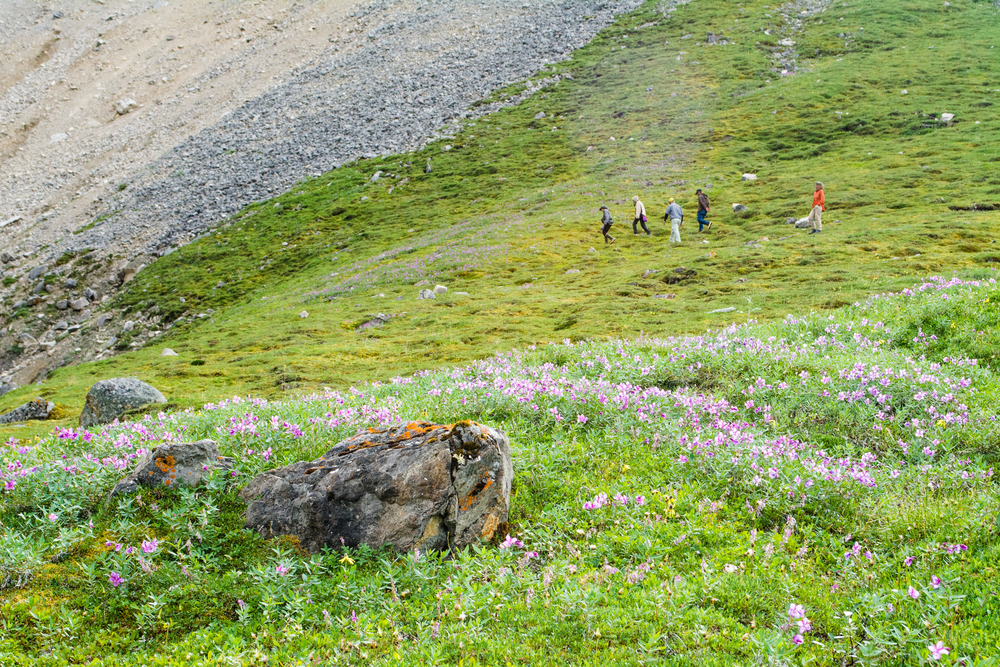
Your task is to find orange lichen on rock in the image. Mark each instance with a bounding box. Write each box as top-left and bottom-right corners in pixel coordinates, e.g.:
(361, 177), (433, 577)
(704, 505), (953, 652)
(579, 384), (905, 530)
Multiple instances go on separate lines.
(154, 455), (176, 474)
(480, 513), (500, 540)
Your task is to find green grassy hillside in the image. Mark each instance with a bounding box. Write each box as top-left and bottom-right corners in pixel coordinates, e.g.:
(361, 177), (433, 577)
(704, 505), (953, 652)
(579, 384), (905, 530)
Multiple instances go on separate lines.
(2, 1), (1000, 663)
(3, 0), (998, 439)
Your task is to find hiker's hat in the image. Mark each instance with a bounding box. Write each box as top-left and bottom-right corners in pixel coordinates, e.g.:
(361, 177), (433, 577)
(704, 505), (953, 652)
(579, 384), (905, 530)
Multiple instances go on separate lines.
(631, 195), (639, 202)
(669, 197), (675, 203)
(599, 205), (608, 210)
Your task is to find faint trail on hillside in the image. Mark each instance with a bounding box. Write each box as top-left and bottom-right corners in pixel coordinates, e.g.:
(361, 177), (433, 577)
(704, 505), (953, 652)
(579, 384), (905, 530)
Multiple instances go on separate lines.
(763, 0), (834, 77)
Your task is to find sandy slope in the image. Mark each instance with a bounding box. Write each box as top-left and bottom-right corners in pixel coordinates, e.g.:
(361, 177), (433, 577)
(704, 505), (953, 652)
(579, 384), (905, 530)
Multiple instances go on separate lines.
(0, 0), (363, 250)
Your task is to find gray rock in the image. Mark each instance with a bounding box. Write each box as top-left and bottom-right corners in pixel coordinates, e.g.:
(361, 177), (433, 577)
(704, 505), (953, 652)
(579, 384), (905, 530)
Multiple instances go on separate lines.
(240, 420), (512, 553)
(794, 217), (812, 229)
(122, 320), (135, 332)
(733, 204), (749, 212)
(79, 378), (167, 427)
(741, 173), (757, 181)
(786, 217), (798, 224)
(414, 279), (431, 287)
(534, 111), (546, 119)
(115, 98), (138, 115)
(64, 278), (77, 288)
(97, 313), (113, 328)
(0, 383), (15, 398)
(31, 282), (45, 295)
(417, 289), (436, 300)
(0, 251), (13, 263)
(69, 298), (89, 311)
(0, 398), (55, 425)
(708, 307), (736, 314)
(433, 284), (448, 295)
(110, 439), (228, 497)
(643, 269), (658, 278)
(83, 287), (98, 301)
(425, 158), (432, 174)
(28, 265), (49, 281)
(161, 348), (179, 356)
(565, 269), (580, 274)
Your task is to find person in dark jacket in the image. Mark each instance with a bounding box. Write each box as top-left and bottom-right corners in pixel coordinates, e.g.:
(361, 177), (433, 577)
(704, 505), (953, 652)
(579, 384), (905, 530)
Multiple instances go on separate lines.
(696, 189), (712, 232)
(599, 206), (616, 244)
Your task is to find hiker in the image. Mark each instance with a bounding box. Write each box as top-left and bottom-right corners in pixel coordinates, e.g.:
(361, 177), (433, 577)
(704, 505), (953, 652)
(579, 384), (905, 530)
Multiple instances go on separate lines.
(664, 197), (683, 243)
(696, 189), (712, 232)
(808, 181), (825, 234)
(599, 206), (616, 244)
(632, 195), (651, 235)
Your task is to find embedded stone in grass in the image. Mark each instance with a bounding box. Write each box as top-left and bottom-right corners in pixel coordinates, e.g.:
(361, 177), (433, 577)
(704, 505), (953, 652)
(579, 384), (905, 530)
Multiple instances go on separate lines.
(708, 306), (736, 314)
(417, 289), (436, 300)
(741, 174), (757, 181)
(79, 378), (167, 427)
(240, 420), (513, 553)
(299, 310), (309, 318)
(0, 398), (55, 425)
(161, 348), (179, 357)
(110, 439), (229, 498)
(433, 284), (448, 295)
(733, 203), (749, 212)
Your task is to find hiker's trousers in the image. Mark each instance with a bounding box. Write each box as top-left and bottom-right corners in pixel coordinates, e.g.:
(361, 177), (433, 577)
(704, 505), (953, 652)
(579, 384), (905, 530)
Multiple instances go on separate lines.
(670, 219), (681, 243)
(808, 205), (823, 231)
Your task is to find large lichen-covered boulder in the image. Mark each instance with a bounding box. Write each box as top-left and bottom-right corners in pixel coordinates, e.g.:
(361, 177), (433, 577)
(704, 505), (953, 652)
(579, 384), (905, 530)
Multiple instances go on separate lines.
(240, 420), (513, 553)
(79, 378), (167, 427)
(110, 439), (229, 497)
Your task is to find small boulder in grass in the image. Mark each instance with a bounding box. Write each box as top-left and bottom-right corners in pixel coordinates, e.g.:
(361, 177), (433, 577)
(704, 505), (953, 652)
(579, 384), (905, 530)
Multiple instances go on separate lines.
(299, 310), (309, 319)
(0, 398), (55, 425)
(110, 439), (231, 498)
(433, 284), (448, 295)
(161, 348), (178, 357)
(79, 378), (166, 427)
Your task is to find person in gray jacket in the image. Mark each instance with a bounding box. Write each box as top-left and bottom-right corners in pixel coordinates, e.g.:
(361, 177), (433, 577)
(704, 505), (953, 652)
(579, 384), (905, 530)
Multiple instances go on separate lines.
(664, 198), (683, 243)
(599, 206), (616, 244)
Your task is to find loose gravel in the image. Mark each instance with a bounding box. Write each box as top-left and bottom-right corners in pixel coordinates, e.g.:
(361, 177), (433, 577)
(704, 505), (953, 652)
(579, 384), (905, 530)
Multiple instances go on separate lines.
(64, 0), (642, 259)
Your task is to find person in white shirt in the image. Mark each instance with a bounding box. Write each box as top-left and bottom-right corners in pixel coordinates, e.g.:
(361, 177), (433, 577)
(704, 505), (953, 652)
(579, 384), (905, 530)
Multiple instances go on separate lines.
(631, 195), (651, 236)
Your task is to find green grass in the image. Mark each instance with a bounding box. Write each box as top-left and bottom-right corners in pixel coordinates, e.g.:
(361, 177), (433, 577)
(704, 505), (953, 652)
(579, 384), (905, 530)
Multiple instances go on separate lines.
(4, 0), (998, 441)
(3, 273), (1000, 665)
(1, 2), (1000, 659)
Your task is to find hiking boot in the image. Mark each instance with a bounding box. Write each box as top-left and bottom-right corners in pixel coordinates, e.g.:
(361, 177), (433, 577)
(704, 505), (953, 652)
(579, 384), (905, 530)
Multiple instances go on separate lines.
(609, 237), (616, 244)
(706, 221), (712, 230)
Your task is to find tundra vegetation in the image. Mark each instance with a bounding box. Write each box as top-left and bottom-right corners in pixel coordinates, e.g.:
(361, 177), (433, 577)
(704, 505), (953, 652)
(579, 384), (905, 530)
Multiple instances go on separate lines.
(2, 0), (1000, 664)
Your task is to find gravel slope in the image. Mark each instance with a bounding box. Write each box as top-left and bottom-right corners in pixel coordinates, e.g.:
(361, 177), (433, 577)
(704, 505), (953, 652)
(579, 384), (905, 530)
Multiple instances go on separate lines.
(1, 0), (641, 261)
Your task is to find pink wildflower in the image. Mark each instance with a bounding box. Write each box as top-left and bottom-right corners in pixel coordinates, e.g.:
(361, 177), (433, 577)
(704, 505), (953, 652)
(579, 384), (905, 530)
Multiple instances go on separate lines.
(928, 642), (950, 660)
(108, 571), (124, 587)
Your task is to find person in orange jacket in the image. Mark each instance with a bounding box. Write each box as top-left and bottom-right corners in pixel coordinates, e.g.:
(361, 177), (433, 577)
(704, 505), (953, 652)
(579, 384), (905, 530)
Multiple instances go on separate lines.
(808, 182), (825, 234)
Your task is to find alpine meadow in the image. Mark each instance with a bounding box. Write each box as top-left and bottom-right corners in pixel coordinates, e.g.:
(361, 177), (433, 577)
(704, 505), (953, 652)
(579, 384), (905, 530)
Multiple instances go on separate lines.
(1, 0), (1000, 664)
